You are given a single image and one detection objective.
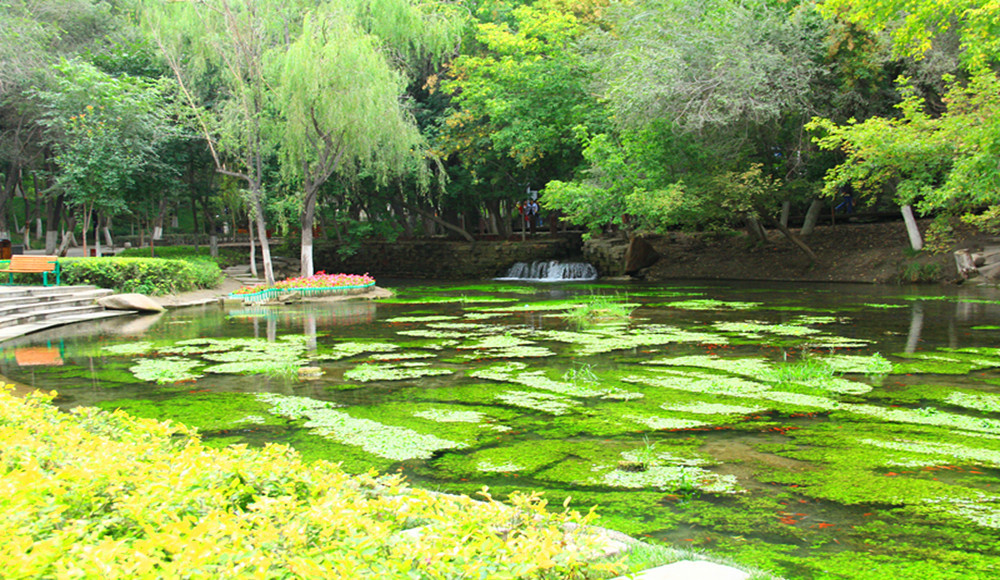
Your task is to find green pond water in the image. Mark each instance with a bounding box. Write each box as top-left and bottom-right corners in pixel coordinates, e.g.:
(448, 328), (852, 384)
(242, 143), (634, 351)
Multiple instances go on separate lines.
(3, 280), (1000, 578)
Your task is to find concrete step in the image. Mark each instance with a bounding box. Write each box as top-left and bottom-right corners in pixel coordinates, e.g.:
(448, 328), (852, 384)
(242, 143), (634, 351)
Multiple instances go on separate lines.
(0, 289), (113, 316)
(0, 309), (134, 343)
(0, 303), (108, 330)
(0, 285), (104, 302)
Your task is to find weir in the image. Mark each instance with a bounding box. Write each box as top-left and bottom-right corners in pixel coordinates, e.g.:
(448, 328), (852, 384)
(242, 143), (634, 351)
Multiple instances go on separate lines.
(496, 260), (598, 282)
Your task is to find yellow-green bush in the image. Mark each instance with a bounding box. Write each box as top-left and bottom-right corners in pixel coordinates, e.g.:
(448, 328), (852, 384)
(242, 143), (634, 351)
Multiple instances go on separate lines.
(0, 387), (624, 579)
(61, 257), (223, 294)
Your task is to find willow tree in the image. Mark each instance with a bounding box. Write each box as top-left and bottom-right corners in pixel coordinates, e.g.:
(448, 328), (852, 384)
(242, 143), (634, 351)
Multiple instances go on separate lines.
(143, 0), (304, 285)
(275, 0), (462, 277)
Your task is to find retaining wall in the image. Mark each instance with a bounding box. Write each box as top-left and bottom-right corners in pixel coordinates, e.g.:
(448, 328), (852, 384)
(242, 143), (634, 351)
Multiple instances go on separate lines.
(313, 236), (583, 280)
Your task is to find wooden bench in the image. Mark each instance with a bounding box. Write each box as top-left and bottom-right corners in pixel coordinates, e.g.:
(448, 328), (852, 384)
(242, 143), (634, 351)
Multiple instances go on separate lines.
(0, 255), (61, 286)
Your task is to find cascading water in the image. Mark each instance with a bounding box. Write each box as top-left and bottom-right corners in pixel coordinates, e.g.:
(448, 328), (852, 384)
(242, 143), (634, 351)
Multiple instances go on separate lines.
(496, 260), (598, 282)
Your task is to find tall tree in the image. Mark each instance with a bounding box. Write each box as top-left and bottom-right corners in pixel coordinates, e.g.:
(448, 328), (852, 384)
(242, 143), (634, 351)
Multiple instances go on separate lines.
(33, 59), (180, 256)
(143, 0), (303, 284)
(812, 0), (1000, 241)
(435, 0), (608, 234)
(274, 1), (463, 277)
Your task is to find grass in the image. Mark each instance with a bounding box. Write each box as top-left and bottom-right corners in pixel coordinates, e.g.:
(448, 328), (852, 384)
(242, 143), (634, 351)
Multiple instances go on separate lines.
(564, 294), (635, 328)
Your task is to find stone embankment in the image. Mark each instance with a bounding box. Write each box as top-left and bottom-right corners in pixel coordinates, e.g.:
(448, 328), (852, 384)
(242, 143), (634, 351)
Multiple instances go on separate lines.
(313, 237), (582, 279)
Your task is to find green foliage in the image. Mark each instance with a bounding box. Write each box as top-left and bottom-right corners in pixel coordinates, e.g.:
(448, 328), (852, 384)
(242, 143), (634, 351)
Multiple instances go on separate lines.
(33, 58), (181, 229)
(117, 245), (246, 268)
(0, 387), (624, 578)
(437, 0), (607, 191)
(896, 261), (943, 284)
(61, 257), (222, 294)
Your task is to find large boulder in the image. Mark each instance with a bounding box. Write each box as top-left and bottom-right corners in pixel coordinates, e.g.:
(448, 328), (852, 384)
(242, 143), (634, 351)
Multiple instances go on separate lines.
(98, 293), (166, 312)
(623, 236), (661, 275)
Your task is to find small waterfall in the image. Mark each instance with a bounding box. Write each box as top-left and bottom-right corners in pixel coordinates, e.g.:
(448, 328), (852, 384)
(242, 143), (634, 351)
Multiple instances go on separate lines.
(496, 260), (598, 282)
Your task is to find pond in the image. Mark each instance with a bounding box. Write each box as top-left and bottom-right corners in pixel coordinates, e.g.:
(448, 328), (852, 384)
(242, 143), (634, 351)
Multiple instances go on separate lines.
(3, 280), (1000, 579)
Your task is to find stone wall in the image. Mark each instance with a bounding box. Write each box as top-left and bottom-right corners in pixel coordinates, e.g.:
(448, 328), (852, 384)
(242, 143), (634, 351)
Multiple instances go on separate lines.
(313, 236), (582, 279)
(582, 237), (629, 277)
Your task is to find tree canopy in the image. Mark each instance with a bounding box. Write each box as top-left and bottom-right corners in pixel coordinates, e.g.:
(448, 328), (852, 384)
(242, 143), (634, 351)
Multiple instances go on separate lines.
(1, 0), (996, 267)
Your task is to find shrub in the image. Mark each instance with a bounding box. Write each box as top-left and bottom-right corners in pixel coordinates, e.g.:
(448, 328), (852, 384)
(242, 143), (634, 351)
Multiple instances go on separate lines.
(117, 244), (246, 268)
(896, 261), (943, 284)
(0, 387), (624, 579)
(61, 257), (223, 294)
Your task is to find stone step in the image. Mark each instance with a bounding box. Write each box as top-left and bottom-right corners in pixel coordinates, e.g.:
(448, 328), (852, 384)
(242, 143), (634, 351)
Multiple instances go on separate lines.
(0, 303), (109, 330)
(0, 309), (134, 343)
(0, 285), (104, 302)
(0, 289), (113, 316)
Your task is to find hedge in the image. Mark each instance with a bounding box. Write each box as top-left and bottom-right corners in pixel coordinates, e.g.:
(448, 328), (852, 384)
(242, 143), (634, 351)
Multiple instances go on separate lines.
(60, 257), (223, 295)
(0, 387), (624, 579)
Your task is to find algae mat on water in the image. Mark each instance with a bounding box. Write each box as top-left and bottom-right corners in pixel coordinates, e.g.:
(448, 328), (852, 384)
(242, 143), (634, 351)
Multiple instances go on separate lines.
(6, 281), (1000, 579)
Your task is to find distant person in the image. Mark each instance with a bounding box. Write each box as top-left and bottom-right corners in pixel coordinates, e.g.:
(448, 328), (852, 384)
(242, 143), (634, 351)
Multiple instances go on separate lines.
(836, 184), (855, 214)
(527, 199), (539, 234)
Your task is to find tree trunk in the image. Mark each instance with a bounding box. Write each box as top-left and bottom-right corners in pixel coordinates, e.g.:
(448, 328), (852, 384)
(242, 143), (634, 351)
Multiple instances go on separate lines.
(95, 215), (102, 257)
(81, 207), (91, 257)
(901, 204), (923, 251)
(248, 213), (258, 279)
(57, 215), (76, 257)
(153, 198), (168, 240)
(45, 194), (62, 255)
(765, 213), (818, 263)
(103, 217), (114, 248)
(403, 202), (475, 242)
(746, 216), (768, 243)
(0, 161), (18, 241)
(300, 189), (317, 277)
(800, 199), (823, 236)
(780, 200), (791, 228)
(251, 193), (275, 284)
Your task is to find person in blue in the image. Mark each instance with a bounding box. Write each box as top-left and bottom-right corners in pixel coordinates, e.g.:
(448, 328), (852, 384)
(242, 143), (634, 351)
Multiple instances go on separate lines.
(836, 184), (855, 214)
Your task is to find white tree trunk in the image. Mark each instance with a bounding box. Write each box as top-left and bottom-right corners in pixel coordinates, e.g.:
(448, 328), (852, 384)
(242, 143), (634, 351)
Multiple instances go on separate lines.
(780, 200), (791, 228)
(35, 218), (43, 239)
(800, 199), (824, 236)
(901, 205), (923, 251)
(248, 214), (258, 279)
(45, 230), (58, 254)
(300, 191), (317, 278)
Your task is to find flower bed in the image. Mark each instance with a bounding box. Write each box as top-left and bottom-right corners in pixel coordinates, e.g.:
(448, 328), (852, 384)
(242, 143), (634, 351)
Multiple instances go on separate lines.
(230, 272), (376, 303)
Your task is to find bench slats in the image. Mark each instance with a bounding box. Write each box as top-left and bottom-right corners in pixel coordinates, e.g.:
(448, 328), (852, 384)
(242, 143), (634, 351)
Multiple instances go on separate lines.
(0, 255), (61, 286)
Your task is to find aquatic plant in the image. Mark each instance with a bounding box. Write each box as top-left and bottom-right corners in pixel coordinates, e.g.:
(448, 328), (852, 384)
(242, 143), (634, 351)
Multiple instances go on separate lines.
(413, 409), (486, 423)
(256, 393), (467, 460)
(601, 449), (741, 495)
(861, 438), (1000, 467)
(129, 357), (204, 384)
(665, 402), (766, 415)
(713, 321), (822, 337)
(471, 362), (604, 397)
(320, 341), (399, 360)
(562, 294), (635, 328)
(343, 362), (453, 382)
(384, 315), (459, 324)
(624, 414), (708, 430)
(666, 299), (762, 310)
(946, 392), (1000, 414)
(496, 390), (575, 414)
